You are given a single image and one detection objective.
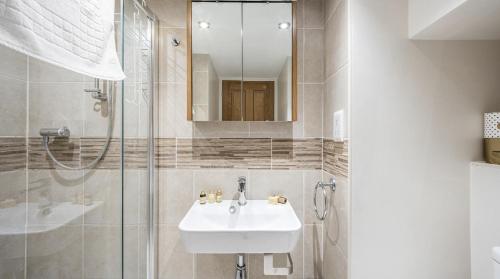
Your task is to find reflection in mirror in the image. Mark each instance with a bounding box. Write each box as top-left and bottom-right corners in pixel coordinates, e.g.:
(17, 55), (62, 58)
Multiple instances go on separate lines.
(242, 3), (292, 121)
(190, 1), (295, 122)
(191, 2), (242, 121)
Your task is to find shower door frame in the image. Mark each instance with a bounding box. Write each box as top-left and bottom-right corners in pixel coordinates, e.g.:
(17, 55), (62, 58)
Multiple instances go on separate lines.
(119, 0), (158, 278)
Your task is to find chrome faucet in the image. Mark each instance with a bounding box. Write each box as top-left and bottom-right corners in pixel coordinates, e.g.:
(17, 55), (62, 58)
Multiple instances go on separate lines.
(237, 176), (247, 206)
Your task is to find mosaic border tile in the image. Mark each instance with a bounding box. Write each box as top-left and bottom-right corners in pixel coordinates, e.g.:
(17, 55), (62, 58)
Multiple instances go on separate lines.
(176, 138), (272, 169)
(323, 139), (348, 177)
(1, 137), (328, 171)
(0, 137), (27, 171)
(28, 137), (80, 169)
(271, 138), (323, 170)
(155, 138), (176, 169)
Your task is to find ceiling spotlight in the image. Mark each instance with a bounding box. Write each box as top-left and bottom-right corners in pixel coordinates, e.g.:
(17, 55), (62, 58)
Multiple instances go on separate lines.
(198, 21), (210, 29)
(278, 22), (290, 30)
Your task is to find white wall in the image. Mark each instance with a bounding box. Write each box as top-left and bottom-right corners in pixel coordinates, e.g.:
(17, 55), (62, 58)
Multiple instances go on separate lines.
(350, 1), (500, 279)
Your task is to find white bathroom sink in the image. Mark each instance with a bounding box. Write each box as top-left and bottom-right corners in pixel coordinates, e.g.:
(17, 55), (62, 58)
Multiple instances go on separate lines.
(179, 200), (302, 254)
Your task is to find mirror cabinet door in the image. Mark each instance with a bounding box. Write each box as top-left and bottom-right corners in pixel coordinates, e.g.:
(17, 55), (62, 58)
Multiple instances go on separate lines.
(189, 1), (296, 122)
(191, 2), (243, 121)
(242, 3), (293, 121)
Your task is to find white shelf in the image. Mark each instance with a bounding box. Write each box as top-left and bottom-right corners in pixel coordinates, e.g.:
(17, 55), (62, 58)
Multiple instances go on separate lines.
(471, 161), (500, 170)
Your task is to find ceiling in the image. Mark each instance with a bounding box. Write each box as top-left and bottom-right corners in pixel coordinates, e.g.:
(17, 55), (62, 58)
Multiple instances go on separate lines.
(192, 2), (292, 79)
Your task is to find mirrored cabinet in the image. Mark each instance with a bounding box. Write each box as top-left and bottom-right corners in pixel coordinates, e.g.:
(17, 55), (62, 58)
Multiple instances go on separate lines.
(187, 0), (297, 121)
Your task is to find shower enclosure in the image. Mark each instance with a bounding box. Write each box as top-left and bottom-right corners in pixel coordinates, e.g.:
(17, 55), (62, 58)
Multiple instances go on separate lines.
(0, 0), (157, 278)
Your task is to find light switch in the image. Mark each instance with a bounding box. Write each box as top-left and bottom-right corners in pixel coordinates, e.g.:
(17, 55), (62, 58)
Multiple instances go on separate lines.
(333, 110), (344, 140)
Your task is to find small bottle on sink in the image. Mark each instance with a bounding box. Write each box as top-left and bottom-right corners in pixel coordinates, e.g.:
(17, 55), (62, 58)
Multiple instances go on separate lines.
(199, 191), (207, 204)
(216, 189), (223, 203)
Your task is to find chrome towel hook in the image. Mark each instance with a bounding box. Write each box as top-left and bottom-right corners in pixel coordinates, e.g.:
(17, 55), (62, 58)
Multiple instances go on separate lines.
(313, 177), (336, 221)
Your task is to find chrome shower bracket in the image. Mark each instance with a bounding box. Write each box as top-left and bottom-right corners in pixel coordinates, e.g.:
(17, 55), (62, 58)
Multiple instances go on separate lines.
(84, 79), (107, 101)
(313, 177), (336, 221)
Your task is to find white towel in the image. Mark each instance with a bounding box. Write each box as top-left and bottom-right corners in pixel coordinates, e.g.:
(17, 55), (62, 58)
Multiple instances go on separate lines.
(0, 0), (125, 80)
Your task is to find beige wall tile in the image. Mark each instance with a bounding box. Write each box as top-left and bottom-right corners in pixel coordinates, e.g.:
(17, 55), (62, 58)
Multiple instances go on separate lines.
(303, 30), (324, 83)
(303, 224), (323, 279)
(249, 122), (293, 138)
(26, 224), (83, 279)
(83, 169), (121, 225)
(296, 0), (304, 29)
(324, 0), (347, 78)
(28, 83), (85, 137)
(323, 66), (348, 139)
(148, 0), (187, 28)
(303, 84), (323, 138)
(0, 170), (26, 278)
(158, 83), (192, 138)
(0, 76), (26, 136)
(159, 28), (187, 83)
(28, 169), (84, 203)
(322, 244), (347, 279)
(83, 225), (121, 279)
(293, 84), (305, 138)
(0, 254), (24, 278)
(196, 254), (235, 279)
(303, 0), (325, 29)
(123, 225), (140, 279)
(297, 29), (305, 83)
(193, 122), (250, 138)
(0, 45), (27, 81)
(158, 225), (194, 279)
(324, 0), (342, 23)
(158, 83), (177, 138)
(159, 169), (194, 225)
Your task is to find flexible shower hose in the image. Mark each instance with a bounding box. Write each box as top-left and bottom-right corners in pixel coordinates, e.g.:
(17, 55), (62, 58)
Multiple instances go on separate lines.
(42, 81), (115, 170)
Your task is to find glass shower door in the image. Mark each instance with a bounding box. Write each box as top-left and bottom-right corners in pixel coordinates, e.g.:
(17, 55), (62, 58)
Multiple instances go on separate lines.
(121, 0), (155, 278)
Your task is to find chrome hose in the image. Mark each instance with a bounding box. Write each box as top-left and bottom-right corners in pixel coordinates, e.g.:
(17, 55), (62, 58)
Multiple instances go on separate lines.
(42, 81), (114, 170)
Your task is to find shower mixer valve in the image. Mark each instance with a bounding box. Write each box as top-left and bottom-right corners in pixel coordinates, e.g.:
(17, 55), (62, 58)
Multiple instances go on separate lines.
(39, 127), (71, 139)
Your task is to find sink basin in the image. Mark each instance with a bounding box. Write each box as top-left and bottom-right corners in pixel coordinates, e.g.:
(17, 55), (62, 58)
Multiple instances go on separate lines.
(179, 200), (301, 254)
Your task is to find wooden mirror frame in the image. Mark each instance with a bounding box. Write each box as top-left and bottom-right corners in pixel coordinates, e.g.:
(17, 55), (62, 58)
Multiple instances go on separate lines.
(187, 0), (297, 121)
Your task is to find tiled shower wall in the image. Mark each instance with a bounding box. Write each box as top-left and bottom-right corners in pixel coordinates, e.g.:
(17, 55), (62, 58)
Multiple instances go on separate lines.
(148, 0), (348, 278)
(322, 0), (350, 279)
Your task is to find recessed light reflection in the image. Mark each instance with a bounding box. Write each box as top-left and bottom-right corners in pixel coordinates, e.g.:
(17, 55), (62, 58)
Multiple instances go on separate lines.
(278, 22), (290, 30)
(199, 21), (210, 29)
